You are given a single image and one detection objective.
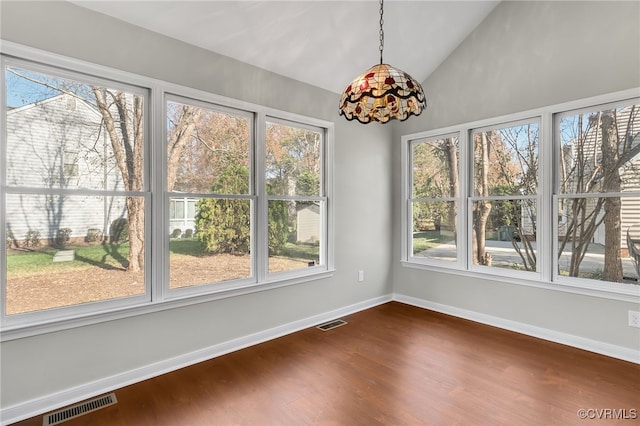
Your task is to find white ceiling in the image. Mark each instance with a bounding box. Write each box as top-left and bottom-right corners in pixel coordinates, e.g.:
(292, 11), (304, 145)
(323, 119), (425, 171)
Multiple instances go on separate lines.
(70, 1), (499, 94)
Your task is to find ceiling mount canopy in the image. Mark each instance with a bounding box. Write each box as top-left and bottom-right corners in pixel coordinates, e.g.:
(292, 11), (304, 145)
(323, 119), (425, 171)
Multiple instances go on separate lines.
(339, 0), (427, 124)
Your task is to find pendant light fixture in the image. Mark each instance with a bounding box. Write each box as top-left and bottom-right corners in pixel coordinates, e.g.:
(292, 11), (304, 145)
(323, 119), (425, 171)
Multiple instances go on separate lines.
(339, 0), (426, 124)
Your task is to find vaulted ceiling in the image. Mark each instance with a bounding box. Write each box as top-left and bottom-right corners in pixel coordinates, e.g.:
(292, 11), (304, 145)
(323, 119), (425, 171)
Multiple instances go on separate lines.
(70, 1), (499, 94)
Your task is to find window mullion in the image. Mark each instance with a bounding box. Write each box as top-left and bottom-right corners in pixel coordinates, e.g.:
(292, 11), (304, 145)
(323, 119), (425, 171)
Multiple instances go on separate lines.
(459, 128), (470, 270)
(153, 88), (167, 302)
(0, 54), (7, 321)
(400, 135), (410, 261)
(538, 111), (553, 282)
(255, 111), (268, 283)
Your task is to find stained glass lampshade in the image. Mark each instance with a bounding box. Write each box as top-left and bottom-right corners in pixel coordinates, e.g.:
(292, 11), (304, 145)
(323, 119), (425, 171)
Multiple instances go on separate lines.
(339, 63), (426, 124)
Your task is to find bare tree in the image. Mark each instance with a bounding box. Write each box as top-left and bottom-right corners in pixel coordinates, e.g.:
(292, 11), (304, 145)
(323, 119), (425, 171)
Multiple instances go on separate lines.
(501, 124), (538, 271)
(167, 105), (202, 192)
(92, 88), (145, 271)
(559, 106), (639, 281)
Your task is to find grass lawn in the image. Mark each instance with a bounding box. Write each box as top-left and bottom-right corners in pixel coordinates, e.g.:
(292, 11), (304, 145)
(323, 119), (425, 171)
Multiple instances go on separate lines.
(6, 238), (316, 315)
(412, 230), (452, 254)
(8, 238), (318, 277)
(279, 242), (319, 261)
(6, 243), (131, 277)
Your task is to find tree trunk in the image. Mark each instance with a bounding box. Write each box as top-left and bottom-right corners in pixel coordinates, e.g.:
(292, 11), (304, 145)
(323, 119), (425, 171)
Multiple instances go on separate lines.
(126, 196), (145, 272)
(92, 88), (145, 272)
(474, 132), (492, 265)
(600, 110), (622, 282)
(445, 137), (459, 235)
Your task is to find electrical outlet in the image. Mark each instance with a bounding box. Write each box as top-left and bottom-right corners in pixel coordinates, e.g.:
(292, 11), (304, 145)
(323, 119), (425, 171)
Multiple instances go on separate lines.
(629, 311), (640, 328)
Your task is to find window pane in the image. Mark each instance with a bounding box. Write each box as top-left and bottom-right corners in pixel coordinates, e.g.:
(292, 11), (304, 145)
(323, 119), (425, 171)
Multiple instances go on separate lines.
(268, 200), (321, 273)
(557, 196), (639, 284)
(412, 136), (459, 198)
(6, 67), (143, 191)
(170, 198), (251, 288)
(169, 199), (184, 220)
(187, 200), (196, 218)
(167, 100), (250, 194)
(169, 199), (177, 220)
(169, 197), (197, 238)
(471, 199), (537, 272)
(412, 201), (457, 262)
(266, 122), (321, 196)
(5, 194), (145, 315)
(559, 105), (640, 194)
(473, 122), (539, 197)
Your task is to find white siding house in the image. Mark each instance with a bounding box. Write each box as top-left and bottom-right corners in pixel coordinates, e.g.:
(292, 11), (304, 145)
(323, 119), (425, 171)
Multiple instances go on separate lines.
(6, 94), (127, 244)
(296, 202), (320, 243)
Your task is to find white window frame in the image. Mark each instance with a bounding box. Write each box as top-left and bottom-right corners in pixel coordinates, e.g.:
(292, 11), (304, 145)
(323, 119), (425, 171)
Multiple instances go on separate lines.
(1, 54), (153, 329)
(404, 131), (466, 270)
(0, 41), (334, 341)
(162, 93), (258, 300)
(552, 99), (640, 293)
(263, 116), (329, 281)
(401, 89), (640, 303)
(467, 117), (543, 281)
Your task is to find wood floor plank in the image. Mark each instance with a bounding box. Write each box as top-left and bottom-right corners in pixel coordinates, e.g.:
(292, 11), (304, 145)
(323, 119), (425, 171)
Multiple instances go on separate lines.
(11, 302), (640, 425)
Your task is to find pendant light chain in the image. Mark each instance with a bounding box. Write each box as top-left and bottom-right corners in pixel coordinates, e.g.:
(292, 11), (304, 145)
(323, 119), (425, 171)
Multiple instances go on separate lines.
(339, 0), (426, 123)
(379, 0), (384, 65)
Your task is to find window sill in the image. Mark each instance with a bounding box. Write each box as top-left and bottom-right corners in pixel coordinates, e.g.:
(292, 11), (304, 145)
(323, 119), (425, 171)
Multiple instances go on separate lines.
(400, 260), (640, 303)
(0, 269), (335, 342)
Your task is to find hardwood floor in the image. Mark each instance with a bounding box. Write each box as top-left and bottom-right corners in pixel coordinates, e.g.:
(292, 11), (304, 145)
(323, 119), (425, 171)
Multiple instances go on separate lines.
(13, 302), (640, 425)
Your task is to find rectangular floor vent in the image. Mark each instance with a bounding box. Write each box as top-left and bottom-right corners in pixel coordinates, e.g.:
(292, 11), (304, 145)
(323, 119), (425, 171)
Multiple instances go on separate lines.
(316, 319), (347, 331)
(43, 393), (117, 425)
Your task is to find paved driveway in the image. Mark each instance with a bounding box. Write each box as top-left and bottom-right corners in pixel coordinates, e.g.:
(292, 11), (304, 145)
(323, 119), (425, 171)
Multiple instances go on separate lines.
(418, 239), (639, 282)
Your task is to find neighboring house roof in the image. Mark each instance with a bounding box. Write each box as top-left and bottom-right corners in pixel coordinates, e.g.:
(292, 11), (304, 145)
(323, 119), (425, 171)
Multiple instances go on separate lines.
(6, 93), (101, 119)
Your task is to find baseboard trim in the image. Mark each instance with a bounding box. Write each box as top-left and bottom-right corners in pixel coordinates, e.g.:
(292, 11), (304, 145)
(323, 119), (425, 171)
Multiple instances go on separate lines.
(393, 293), (640, 365)
(1, 294), (392, 426)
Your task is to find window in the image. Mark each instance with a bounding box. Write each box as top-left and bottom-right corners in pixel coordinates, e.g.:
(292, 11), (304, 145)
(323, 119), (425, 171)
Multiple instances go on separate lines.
(265, 119), (326, 274)
(1, 46), (333, 337)
(555, 101), (640, 286)
(63, 149), (79, 180)
(470, 119), (539, 276)
(3, 63), (149, 317)
(409, 134), (460, 265)
(403, 94), (639, 298)
(169, 198), (197, 234)
(166, 97), (253, 290)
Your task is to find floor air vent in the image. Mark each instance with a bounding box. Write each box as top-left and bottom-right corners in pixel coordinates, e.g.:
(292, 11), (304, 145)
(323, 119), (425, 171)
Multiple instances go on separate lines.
(43, 393), (117, 425)
(316, 319), (347, 331)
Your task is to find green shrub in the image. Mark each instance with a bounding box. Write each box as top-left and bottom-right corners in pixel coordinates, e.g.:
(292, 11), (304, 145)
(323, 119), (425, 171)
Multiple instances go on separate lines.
(196, 198), (249, 254)
(268, 200), (288, 255)
(196, 164), (250, 254)
(196, 163), (291, 255)
(25, 230), (41, 248)
(55, 228), (72, 248)
(6, 229), (14, 248)
(110, 218), (129, 243)
(184, 229), (193, 238)
(296, 171), (320, 196)
(171, 228), (183, 239)
(85, 228), (104, 244)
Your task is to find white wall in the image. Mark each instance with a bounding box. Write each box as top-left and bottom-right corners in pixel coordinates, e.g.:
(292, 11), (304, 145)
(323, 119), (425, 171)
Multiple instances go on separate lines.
(0, 0), (394, 417)
(392, 1), (640, 351)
